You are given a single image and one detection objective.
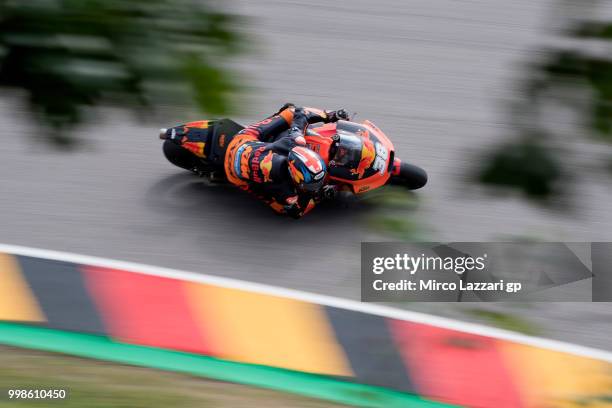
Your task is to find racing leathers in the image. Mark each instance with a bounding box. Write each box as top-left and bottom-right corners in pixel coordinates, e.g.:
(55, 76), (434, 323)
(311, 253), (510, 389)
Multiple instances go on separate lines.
(224, 105), (342, 218)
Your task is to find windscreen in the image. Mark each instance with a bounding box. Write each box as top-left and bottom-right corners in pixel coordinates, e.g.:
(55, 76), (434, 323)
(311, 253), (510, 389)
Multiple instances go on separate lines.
(332, 132), (363, 167)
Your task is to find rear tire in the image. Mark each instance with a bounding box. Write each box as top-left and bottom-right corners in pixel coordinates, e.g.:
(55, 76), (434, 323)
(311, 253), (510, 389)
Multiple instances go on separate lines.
(163, 140), (202, 172)
(391, 162), (428, 190)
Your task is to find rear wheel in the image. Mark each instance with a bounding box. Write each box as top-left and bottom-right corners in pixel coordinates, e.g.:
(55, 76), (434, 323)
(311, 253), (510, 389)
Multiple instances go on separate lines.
(391, 162), (428, 190)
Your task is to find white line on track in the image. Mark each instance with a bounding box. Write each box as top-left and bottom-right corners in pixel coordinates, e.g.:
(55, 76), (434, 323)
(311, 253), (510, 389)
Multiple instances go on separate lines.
(1, 242), (611, 363)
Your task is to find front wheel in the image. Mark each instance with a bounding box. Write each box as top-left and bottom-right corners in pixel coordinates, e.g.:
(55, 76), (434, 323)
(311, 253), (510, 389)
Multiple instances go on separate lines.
(390, 161), (428, 190)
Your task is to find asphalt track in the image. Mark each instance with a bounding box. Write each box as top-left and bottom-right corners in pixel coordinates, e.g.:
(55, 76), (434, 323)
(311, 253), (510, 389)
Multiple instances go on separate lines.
(1, 0), (611, 349)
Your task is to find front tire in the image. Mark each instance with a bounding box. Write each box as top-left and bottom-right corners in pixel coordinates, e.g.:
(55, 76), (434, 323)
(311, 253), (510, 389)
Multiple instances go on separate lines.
(391, 162), (428, 190)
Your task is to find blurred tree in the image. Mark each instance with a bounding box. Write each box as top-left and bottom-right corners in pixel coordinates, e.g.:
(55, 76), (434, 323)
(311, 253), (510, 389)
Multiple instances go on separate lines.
(0, 0), (244, 146)
(477, 1), (612, 201)
(479, 137), (563, 199)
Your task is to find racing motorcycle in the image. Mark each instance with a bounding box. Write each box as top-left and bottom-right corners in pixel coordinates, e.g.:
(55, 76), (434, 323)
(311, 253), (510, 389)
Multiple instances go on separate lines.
(158, 117), (427, 196)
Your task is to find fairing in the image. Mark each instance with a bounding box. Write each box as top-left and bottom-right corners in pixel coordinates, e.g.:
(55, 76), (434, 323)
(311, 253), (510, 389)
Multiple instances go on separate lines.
(305, 120), (394, 194)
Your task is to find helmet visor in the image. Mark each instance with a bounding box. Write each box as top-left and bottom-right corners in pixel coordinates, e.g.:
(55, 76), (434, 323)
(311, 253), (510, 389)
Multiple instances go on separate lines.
(298, 174), (325, 193)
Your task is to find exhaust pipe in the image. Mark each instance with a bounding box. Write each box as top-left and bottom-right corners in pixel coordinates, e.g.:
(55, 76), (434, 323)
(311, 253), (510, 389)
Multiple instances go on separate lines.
(159, 128), (168, 139)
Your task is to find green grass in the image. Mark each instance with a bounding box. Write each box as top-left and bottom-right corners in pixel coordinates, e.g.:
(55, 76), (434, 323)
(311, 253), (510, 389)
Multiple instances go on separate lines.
(0, 345), (346, 408)
(463, 309), (541, 336)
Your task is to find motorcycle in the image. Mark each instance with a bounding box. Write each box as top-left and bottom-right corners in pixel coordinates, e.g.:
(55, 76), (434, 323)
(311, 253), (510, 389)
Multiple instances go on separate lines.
(158, 116), (427, 197)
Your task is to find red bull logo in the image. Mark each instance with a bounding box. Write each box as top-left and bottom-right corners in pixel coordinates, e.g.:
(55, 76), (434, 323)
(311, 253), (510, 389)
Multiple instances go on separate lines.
(260, 151), (273, 182)
(250, 147), (272, 183)
(352, 138), (376, 179)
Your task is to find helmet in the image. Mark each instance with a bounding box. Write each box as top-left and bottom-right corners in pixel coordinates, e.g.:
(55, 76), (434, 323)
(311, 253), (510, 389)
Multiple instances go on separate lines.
(287, 146), (327, 193)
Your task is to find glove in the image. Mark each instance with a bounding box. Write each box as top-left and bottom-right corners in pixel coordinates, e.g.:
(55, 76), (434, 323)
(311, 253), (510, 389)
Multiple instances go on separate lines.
(322, 185), (338, 201)
(326, 109), (350, 123)
(273, 102), (295, 116)
(288, 106), (308, 139)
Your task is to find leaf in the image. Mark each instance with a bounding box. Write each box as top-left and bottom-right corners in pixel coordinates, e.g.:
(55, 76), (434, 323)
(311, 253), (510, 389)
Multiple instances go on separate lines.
(0, 0), (246, 146)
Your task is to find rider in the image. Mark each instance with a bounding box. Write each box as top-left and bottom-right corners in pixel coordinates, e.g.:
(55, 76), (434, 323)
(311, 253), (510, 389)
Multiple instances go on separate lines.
(224, 104), (349, 218)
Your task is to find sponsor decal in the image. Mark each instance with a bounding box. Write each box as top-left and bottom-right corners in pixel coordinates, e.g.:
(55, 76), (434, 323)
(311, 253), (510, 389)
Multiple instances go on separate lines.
(372, 142), (389, 175)
(293, 146), (323, 173)
(185, 120), (209, 129)
(182, 141), (206, 158)
(238, 145), (253, 179)
(225, 134), (257, 187)
(249, 146), (270, 183)
(288, 160), (304, 184)
(259, 151), (274, 182)
(352, 138), (376, 179)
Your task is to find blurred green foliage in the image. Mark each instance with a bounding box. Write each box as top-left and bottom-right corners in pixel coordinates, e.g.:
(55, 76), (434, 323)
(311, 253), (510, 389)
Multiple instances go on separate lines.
(477, 2), (612, 200)
(365, 187), (425, 240)
(0, 0), (244, 145)
(464, 309), (540, 335)
(479, 138), (563, 199)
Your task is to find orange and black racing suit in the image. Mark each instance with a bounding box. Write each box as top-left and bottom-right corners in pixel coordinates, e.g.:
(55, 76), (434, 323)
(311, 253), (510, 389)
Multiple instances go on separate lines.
(224, 106), (332, 218)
